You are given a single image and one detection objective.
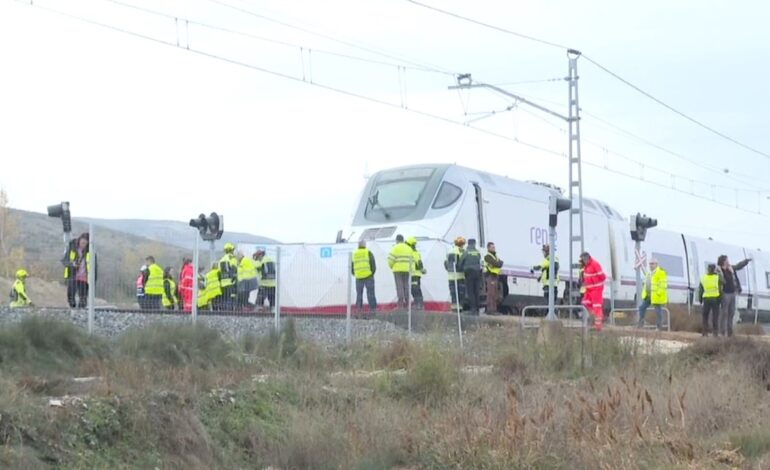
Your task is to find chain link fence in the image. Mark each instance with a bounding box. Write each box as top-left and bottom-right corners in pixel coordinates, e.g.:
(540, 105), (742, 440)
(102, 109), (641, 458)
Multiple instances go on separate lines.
(6, 226), (469, 344)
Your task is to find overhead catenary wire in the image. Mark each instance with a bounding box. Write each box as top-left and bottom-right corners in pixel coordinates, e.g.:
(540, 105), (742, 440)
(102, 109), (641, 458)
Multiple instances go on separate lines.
(485, 86), (770, 192)
(100, 0), (448, 74)
(404, 0), (770, 160)
(203, 0), (458, 76)
(15, 0), (770, 220)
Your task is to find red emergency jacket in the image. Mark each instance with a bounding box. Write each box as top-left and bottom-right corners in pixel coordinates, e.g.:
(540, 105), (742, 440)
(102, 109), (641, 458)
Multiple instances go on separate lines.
(582, 257), (606, 291)
(179, 263), (194, 312)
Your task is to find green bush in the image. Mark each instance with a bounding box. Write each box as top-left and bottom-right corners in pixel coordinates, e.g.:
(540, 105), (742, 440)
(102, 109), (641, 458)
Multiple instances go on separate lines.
(731, 428), (770, 459)
(118, 323), (232, 368)
(0, 317), (107, 372)
(258, 318), (300, 361)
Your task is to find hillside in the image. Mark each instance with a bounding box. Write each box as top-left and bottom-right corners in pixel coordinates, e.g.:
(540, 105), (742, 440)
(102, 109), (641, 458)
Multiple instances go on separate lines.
(78, 217), (278, 250)
(4, 209), (195, 306)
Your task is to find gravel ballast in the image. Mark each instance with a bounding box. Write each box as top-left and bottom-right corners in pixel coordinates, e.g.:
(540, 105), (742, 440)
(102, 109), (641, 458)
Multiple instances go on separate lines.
(0, 307), (406, 344)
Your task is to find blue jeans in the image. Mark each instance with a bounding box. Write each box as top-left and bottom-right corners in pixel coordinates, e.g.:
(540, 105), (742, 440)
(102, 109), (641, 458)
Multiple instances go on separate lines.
(638, 298), (664, 329)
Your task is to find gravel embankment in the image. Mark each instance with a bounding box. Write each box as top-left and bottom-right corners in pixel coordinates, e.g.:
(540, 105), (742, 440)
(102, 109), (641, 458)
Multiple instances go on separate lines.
(0, 308), (407, 344)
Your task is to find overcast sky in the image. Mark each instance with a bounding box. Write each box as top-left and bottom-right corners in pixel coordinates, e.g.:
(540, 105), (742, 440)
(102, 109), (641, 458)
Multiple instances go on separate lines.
(1, 0), (769, 248)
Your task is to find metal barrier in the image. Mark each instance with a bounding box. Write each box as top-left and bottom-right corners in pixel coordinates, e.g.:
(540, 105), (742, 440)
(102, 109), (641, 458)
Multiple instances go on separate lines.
(610, 307), (671, 332)
(520, 304), (590, 330)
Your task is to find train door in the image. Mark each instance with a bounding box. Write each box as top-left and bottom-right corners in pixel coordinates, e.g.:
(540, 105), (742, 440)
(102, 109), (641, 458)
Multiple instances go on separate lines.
(743, 247), (757, 311)
(472, 183), (486, 246)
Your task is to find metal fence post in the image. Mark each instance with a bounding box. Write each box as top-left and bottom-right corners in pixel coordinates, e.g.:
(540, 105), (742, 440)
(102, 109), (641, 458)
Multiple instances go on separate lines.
(191, 233), (199, 325)
(274, 246), (281, 331)
(346, 251), (352, 344)
(407, 257), (413, 334)
(87, 223), (95, 335)
(453, 261), (463, 348)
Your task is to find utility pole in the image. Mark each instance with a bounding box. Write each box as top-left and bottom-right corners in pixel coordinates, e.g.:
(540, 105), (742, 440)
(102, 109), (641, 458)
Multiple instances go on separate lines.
(449, 50), (585, 302)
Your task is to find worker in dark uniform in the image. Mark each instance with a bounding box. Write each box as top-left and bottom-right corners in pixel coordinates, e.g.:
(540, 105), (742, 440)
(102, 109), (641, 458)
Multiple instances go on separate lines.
(458, 238), (483, 315)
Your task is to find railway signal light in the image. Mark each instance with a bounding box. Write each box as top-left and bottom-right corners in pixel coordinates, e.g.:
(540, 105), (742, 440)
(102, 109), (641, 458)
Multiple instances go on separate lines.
(47, 201), (71, 234)
(189, 212), (224, 241)
(549, 196), (571, 227)
(630, 213), (657, 242)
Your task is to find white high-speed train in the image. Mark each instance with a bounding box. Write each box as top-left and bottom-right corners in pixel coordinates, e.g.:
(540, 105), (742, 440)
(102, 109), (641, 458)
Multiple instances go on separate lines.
(341, 164), (770, 316)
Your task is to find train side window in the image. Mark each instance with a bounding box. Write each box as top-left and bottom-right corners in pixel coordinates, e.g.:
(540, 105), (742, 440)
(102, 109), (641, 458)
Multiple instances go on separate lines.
(432, 182), (462, 209)
(766, 272), (770, 289)
(651, 252), (684, 277)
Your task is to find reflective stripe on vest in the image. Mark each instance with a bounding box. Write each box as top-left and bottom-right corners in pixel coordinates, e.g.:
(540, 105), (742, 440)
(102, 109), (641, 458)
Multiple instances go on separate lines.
(238, 257), (258, 281)
(701, 274), (720, 298)
(388, 243), (413, 273)
(144, 264), (164, 295)
(261, 256), (276, 287)
(539, 257), (559, 285)
(485, 252), (501, 275)
(446, 247), (465, 280)
(353, 248), (373, 279)
(411, 250), (423, 278)
(162, 279), (177, 307)
(205, 269), (222, 299)
(64, 250), (92, 279)
(219, 254), (238, 288)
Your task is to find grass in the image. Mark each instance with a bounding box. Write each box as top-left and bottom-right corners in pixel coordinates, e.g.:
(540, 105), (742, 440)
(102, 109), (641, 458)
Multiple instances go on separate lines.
(0, 317), (770, 468)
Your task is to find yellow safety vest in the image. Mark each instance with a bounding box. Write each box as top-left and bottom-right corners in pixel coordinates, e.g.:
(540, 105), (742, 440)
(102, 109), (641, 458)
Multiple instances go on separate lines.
(64, 250), (92, 279)
(352, 248), (373, 279)
(701, 274), (720, 299)
(388, 243), (413, 273)
(238, 257), (258, 281)
(144, 264), (164, 295)
(641, 267), (668, 304)
(539, 257), (560, 285)
(411, 249), (423, 278)
(162, 279), (178, 308)
(260, 256), (277, 287)
(485, 252), (502, 275)
(446, 247), (465, 281)
(205, 268), (222, 301)
(9, 279), (31, 308)
(219, 254), (238, 288)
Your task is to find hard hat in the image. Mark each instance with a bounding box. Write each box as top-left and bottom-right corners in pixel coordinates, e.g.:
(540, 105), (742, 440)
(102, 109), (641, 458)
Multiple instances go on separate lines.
(454, 236), (466, 247)
(224, 242), (235, 252)
(16, 269), (28, 278)
(406, 236), (417, 246)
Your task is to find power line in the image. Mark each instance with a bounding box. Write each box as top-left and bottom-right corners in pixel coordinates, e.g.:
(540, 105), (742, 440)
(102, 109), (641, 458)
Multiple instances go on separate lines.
(581, 54), (770, 160)
(404, 0), (570, 51)
(483, 86), (770, 191)
(16, 0), (770, 220)
(204, 0), (458, 76)
(100, 0), (446, 74)
(404, 0), (770, 160)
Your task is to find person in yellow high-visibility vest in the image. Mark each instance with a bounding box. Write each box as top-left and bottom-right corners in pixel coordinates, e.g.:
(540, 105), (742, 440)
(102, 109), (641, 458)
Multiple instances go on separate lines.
(699, 263), (722, 337)
(162, 267), (179, 311)
(638, 259), (668, 330)
(406, 237), (426, 310)
(531, 244), (559, 300)
(204, 263), (223, 311)
(9, 269), (32, 308)
(388, 234), (413, 310)
(484, 242), (504, 314)
(351, 240), (377, 314)
(142, 256), (165, 310)
(444, 236), (466, 310)
(219, 243), (238, 311)
(237, 251), (259, 310)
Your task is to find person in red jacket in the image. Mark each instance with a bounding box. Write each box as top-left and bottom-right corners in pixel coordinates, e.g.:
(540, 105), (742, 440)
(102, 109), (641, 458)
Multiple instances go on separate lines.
(178, 257), (194, 313)
(579, 252), (606, 331)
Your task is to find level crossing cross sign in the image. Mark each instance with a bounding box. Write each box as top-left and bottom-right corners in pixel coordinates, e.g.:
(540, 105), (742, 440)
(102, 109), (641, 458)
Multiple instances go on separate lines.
(634, 249), (647, 270)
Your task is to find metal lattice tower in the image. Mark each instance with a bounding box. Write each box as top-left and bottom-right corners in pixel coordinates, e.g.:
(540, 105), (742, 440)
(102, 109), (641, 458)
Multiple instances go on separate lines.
(566, 49), (585, 304)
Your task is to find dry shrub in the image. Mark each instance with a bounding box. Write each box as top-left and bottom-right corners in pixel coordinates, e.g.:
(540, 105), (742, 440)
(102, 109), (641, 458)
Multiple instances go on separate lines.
(735, 323), (766, 336)
(377, 338), (417, 370)
(496, 350), (529, 383)
(667, 305), (703, 332)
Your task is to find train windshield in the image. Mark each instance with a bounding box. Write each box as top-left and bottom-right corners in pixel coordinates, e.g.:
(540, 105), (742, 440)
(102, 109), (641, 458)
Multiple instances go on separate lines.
(361, 167), (441, 223)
